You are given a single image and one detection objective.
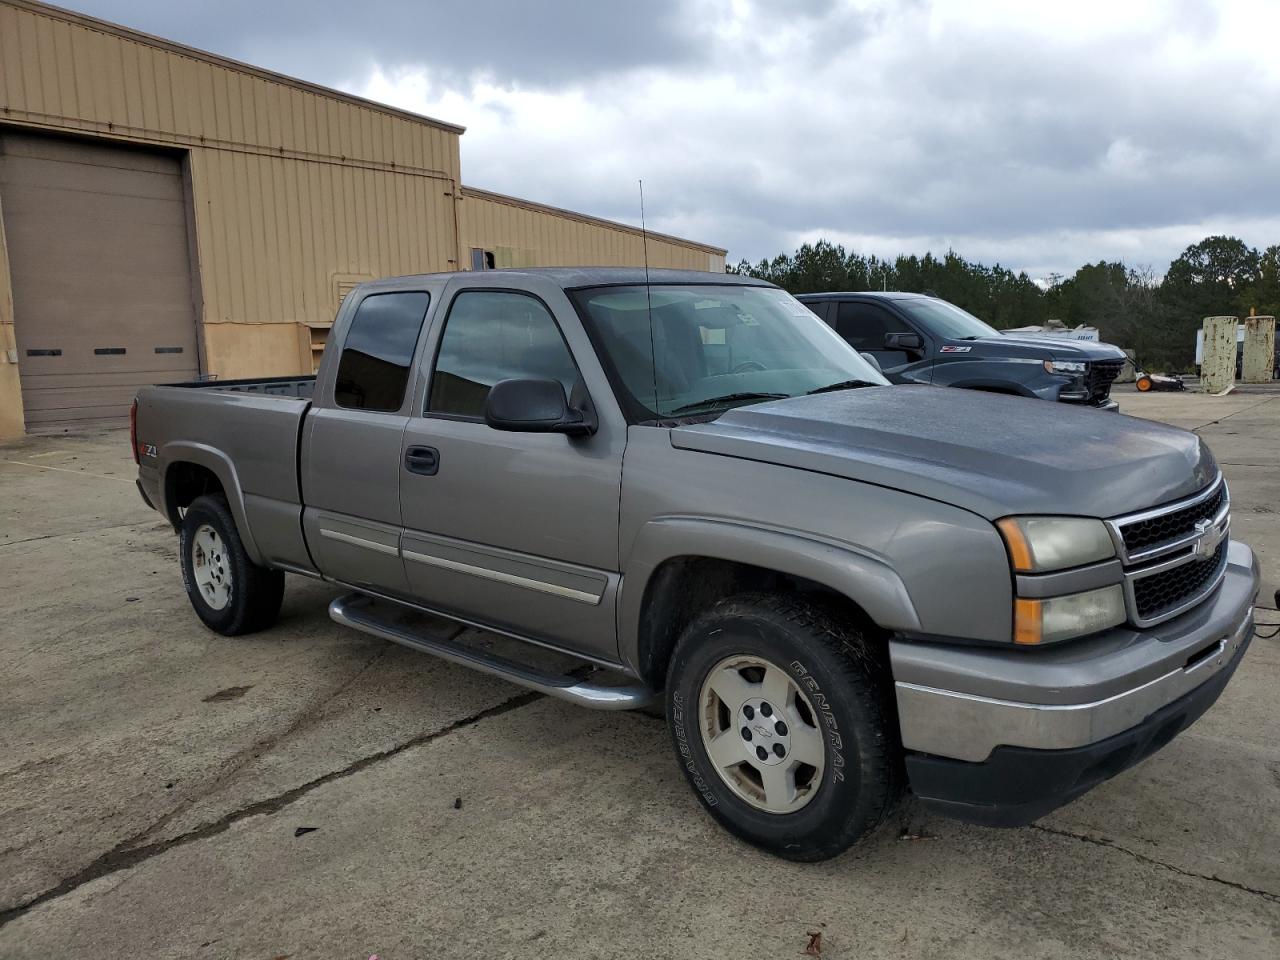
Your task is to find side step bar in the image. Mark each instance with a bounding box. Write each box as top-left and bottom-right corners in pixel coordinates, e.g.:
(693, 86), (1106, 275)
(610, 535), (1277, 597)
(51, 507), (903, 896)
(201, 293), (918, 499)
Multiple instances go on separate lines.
(329, 593), (658, 711)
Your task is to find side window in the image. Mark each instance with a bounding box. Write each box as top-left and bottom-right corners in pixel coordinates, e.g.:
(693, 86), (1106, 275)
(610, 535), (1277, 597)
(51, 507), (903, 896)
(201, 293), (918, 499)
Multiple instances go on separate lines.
(428, 290), (579, 419)
(803, 300), (829, 322)
(334, 292), (430, 411)
(835, 301), (912, 351)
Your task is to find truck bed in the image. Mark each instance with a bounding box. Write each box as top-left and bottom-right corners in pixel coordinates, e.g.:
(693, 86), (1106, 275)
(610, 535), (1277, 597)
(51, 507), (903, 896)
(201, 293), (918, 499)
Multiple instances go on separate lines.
(134, 377), (314, 570)
(163, 375), (316, 399)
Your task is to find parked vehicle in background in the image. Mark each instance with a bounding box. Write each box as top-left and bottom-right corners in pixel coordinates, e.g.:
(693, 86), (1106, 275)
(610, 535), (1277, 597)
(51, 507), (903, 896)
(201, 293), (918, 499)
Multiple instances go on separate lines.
(798, 292), (1127, 409)
(134, 268), (1258, 861)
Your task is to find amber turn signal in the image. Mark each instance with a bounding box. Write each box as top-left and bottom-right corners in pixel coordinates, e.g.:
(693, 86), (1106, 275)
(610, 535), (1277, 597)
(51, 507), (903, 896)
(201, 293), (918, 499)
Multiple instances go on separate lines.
(997, 517), (1035, 572)
(1013, 598), (1043, 645)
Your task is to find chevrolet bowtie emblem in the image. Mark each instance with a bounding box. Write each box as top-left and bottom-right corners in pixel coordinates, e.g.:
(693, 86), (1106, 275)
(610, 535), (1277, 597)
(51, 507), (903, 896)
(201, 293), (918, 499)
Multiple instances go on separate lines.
(1192, 518), (1225, 560)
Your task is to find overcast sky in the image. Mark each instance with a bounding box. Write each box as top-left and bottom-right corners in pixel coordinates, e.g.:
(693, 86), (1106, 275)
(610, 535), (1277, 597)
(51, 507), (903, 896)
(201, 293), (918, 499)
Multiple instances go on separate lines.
(70, 0), (1280, 279)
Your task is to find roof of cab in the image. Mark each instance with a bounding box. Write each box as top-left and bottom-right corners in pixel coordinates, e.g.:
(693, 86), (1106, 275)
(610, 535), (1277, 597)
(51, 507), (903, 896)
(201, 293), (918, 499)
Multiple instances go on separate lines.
(796, 291), (932, 301)
(360, 267), (773, 291)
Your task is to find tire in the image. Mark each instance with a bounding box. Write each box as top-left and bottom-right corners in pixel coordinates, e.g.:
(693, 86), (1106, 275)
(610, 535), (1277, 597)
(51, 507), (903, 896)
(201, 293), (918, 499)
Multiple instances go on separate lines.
(666, 593), (903, 861)
(179, 494), (284, 636)
(1136, 375), (1153, 392)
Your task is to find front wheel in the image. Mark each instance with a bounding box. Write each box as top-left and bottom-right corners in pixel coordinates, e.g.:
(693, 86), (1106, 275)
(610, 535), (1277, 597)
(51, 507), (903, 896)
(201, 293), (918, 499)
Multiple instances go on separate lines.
(179, 494), (284, 636)
(666, 594), (903, 861)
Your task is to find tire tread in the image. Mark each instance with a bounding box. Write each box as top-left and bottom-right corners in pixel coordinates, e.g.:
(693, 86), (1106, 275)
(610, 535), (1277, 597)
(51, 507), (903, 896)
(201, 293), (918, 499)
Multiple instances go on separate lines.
(669, 591), (904, 860)
(180, 494), (284, 636)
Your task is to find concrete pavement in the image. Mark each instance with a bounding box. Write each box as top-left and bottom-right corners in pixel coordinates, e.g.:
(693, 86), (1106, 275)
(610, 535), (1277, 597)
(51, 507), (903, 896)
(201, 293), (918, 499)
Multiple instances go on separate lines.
(1, 393), (1277, 959)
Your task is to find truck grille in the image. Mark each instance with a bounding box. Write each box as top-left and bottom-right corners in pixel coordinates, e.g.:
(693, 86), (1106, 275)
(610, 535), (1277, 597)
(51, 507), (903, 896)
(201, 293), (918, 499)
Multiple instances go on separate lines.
(1120, 483), (1226, 554)
(1107, 475), (1230, 627)
(1085, 359), (1125, 403)
(1132, 541), (1228, 621)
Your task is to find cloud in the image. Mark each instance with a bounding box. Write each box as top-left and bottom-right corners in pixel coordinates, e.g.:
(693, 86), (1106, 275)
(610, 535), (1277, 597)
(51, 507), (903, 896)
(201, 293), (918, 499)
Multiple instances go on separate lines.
(67, 0), (1280, 277)
(65, 0), (700, 87)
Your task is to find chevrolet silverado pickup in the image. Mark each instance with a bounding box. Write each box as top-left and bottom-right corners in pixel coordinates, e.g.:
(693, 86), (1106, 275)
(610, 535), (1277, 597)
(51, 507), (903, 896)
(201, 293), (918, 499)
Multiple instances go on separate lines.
(798, 291), (1128, 409)
(133, 268), (1259, 861)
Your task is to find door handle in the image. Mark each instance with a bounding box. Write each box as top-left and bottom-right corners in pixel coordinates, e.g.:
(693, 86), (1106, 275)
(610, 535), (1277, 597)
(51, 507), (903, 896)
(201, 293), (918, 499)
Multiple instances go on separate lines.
(405, 445), (439, 476)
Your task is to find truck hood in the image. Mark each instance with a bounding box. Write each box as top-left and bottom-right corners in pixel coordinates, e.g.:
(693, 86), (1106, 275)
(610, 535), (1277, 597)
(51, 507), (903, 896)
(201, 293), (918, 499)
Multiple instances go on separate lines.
(670, 386), (1217, 520)
(948, 335), (1127, 362)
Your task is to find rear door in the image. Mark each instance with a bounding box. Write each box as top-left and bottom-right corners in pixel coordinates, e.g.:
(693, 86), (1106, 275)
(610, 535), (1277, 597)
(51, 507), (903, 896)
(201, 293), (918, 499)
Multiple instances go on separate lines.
(397, 277), (625, 663)
(301, 288), (434, 596)
(832, 300), (934, 383)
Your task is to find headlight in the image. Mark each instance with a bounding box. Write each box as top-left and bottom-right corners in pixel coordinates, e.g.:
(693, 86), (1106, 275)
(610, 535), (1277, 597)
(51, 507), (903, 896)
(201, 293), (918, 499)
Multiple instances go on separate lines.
(996, 516), (1115, 572)
(1044, 359), (1086, 375)
(1014, 585), (1126, 644)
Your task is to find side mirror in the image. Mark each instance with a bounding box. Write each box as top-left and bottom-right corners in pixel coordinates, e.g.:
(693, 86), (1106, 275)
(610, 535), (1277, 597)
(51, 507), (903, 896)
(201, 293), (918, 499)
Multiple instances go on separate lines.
(860, 352), (883, 372)
(484, 378), (596, 436)
(884, 332), (923, 351)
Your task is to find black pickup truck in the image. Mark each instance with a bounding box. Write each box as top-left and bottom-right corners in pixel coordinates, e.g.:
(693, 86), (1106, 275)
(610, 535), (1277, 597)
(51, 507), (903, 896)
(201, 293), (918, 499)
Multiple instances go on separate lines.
(799, 292), (1127, 410)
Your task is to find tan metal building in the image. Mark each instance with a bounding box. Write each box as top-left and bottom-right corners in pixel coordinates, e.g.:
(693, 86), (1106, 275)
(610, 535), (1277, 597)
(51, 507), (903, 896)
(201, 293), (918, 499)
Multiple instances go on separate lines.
(0, 0), (726, 438)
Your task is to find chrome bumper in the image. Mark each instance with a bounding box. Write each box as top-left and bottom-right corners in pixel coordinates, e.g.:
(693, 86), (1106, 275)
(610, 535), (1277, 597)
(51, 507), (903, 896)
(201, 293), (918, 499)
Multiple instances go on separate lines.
(892, 540), (1259, 763)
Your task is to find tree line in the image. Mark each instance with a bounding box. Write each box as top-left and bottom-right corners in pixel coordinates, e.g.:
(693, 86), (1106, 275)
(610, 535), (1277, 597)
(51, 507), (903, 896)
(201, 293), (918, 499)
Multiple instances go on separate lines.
(730, 236), (1280, 371)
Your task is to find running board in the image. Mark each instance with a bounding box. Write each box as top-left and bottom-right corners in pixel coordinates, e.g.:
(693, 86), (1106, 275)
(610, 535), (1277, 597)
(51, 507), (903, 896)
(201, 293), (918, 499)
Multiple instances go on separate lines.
(329, 593), (658, 711)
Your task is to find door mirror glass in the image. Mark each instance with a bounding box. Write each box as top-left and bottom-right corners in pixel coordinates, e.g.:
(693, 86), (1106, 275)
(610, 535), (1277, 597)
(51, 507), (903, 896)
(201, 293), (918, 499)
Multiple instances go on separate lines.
(484, 378), (595, 435)
(883, 331), (923, 351)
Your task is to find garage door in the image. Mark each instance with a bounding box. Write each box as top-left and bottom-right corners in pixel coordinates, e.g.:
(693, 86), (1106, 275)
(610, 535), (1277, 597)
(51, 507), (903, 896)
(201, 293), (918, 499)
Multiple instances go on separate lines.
(0, 131), (198, 427)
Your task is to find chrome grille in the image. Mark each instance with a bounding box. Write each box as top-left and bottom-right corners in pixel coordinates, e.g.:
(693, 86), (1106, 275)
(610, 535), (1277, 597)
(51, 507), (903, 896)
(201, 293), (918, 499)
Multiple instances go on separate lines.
(1107, 475), (1231, 627)
(1121, 484), (1226, 555)
(1132, 542), (1228, 621)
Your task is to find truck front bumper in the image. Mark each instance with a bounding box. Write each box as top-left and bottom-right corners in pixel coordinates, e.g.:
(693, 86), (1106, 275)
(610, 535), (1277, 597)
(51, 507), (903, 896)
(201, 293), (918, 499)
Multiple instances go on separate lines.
(891, 540), (1260, 826)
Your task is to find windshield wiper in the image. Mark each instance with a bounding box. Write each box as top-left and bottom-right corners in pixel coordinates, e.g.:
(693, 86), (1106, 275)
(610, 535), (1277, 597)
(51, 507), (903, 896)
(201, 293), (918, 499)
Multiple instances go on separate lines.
(806, 379), (880, 396)
(666, 392), (788, 416)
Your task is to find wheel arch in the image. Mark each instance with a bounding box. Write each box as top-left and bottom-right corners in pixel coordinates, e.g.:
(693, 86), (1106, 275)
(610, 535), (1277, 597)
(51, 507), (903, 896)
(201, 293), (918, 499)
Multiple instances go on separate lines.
(160, 442), (263, 564)
(621, 519), (921, 689)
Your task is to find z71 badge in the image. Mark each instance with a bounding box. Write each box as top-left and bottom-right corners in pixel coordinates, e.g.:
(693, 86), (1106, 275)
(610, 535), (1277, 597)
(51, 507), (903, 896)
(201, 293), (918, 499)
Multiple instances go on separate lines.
(939, 345), (972, 353)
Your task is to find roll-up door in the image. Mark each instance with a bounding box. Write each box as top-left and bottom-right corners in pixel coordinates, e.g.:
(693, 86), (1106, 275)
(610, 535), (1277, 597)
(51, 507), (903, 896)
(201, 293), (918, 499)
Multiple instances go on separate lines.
(0, 131), (198, 426)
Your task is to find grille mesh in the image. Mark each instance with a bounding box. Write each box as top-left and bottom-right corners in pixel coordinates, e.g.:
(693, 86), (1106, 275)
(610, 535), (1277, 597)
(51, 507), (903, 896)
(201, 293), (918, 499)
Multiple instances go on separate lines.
(1120, 485), (1225, 553)
(1132, 543), (1226, 620)
(1086, 359), (1124, 402)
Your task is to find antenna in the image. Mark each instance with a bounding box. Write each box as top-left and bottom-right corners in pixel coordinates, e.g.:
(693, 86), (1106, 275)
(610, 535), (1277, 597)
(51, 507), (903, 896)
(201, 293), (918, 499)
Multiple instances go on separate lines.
(640, 179), (659, 414)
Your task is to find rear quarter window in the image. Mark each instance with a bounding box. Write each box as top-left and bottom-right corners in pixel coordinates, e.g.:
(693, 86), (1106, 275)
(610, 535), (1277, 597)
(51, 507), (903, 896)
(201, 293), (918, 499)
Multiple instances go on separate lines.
(334, 292), (431, 412)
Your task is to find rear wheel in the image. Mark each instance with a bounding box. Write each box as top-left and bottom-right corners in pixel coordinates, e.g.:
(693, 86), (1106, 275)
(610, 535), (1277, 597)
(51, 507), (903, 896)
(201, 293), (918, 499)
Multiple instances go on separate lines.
(179, 494), (284, 636)
(666, 593), (903, 861)
(1136, 374), (1153, 392)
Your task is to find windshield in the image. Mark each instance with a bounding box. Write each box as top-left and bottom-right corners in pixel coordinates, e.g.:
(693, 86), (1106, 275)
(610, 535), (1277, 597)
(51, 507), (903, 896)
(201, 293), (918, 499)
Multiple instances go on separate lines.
(896, 297), (1001, 340)
(572, 284), (888, 420)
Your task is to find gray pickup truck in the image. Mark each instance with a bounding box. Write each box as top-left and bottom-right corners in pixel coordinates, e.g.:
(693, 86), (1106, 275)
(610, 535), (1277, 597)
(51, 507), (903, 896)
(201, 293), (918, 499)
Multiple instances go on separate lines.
(134, 268), (1260, 861)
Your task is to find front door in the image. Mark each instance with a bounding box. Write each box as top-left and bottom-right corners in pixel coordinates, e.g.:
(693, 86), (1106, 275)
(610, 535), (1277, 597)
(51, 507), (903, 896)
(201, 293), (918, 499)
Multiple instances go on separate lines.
(833, 300), (933, 383)
(398, 287), (624, 663)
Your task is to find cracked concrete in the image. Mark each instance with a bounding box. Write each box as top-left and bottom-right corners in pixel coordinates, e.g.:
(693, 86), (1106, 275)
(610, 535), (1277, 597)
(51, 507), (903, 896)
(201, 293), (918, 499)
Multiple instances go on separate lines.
(0, 691), (540, 926)
(2, 388), (1278, 958)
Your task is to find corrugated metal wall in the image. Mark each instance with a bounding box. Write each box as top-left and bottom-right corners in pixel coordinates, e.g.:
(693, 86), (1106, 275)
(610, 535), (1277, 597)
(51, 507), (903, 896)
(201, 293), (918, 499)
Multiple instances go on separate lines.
(0, 0), (464, 387)
(0, 0), (728, 435)
(461, 188), (726, 273)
